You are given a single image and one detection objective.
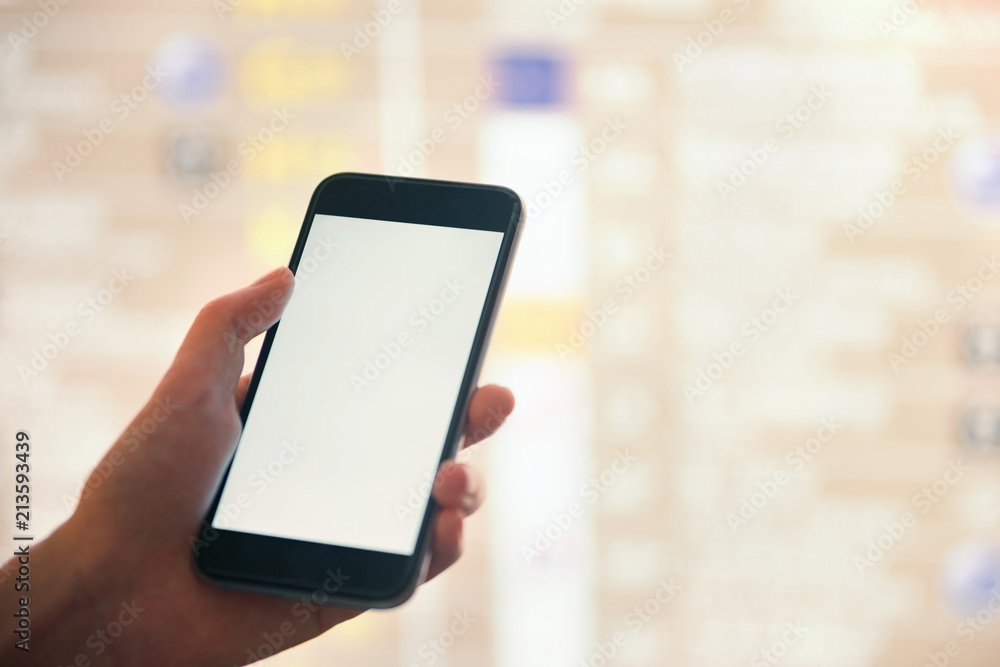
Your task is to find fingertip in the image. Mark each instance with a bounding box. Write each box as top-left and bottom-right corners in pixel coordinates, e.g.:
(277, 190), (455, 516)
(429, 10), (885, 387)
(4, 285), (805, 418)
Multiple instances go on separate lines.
(254, 267), (295, 303)
(171, 269), (296, 397)
(464, 385), (515, 446)
(275, 266), (295, 289)
(495, 385), (515, 418)
(473, 384), (514, 418)
(251, 266), (293, 287)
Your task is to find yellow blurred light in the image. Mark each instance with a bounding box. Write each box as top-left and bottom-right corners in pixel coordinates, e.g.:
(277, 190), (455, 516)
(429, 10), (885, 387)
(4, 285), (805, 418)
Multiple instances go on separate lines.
(230, 0), (342, 17)
(245, 137), (355, 181)
(246, 205), (299, 266)
(493, 299), (586, 354)
(239, 39), (349, 102)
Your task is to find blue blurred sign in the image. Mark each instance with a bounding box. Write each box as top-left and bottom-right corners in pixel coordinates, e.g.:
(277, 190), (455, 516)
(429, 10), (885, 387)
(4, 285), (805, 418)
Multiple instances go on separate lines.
(952, 136), (1000, 212)
(942, 540), (1000, 615)
(151, 34), (227, 111)
(494, 55), (569, 108)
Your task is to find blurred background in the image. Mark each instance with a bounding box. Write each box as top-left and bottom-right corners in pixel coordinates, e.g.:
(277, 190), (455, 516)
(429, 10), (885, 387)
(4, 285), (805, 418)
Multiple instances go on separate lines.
(4, 0), (1000, 665)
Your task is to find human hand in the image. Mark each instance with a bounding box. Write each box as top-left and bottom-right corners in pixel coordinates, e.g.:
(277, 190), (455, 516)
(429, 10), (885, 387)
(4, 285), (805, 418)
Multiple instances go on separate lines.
(1, 267), (514, 666)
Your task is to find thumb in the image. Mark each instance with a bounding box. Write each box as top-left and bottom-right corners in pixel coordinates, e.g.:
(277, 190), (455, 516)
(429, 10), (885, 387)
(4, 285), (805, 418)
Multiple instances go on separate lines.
(79, 267), (296, 528)
(164, 267), (295, 405)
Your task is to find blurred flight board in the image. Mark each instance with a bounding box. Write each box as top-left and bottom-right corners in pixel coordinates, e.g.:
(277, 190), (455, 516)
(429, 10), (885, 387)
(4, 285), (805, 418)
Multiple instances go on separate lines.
(3, 0), (1000, 666)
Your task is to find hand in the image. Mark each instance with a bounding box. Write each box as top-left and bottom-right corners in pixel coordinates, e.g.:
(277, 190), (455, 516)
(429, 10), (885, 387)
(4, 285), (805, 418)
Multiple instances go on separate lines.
(1, 267), (514, 667)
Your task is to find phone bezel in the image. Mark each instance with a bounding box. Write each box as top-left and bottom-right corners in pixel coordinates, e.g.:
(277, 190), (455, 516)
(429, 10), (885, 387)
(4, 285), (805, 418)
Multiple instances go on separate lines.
(194, 172), (524, 608)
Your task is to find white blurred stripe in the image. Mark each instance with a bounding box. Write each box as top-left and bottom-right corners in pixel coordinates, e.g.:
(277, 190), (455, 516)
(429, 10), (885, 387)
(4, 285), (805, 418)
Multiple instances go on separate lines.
(481, 105), (595, 666)
(487, 359), (596, 667)
(378, 1), (427, 175)
(479, 113), (588, 298)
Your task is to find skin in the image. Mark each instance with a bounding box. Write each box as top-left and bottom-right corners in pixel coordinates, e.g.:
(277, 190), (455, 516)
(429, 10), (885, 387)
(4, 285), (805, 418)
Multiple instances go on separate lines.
(0, 267), (515, 666)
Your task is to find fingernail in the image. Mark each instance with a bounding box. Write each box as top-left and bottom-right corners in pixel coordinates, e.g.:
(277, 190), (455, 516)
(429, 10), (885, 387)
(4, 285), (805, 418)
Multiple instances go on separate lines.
(252, 267), (286, 286)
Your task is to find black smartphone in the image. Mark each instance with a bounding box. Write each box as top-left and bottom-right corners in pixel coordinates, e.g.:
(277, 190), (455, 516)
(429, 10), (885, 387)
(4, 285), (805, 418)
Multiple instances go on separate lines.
(195, 172), (523, 608)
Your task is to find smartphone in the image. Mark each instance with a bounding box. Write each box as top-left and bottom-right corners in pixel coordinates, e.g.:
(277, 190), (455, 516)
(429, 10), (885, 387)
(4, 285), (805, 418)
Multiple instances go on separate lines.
(195, 172), (523, 608)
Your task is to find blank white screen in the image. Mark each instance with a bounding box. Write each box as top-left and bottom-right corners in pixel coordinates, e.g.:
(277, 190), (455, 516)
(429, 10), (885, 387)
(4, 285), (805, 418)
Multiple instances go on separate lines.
(213, 214), (503, 555)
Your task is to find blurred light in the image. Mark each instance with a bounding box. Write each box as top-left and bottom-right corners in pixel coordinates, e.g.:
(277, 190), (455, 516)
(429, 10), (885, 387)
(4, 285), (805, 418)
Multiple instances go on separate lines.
(494, 55), (570, 108)
(243, 136), (354, 181)
(941, 541), (1000, 615)
(605, 538), (662, 590)
(604, 382), (659, 439)
(151, 34), (227, 111)
(592, 148), (659, 197)
(951, 136), (1000, 214)
(960, 406), (1000, 453)
(961, 321), (1000, 368)
(479, 112), (587, 297)
(225, 0), (343, 16)
(238, 39), (348, 103)
(958, 482), (1000, 531)
(581, 62), (653, 108)
(246, 205), (298, 266)
(163, 128), (221, 185)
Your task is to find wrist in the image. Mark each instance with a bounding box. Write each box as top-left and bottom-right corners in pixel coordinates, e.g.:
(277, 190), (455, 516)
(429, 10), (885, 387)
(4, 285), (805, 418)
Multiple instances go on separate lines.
(0, 515), (118, 666)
